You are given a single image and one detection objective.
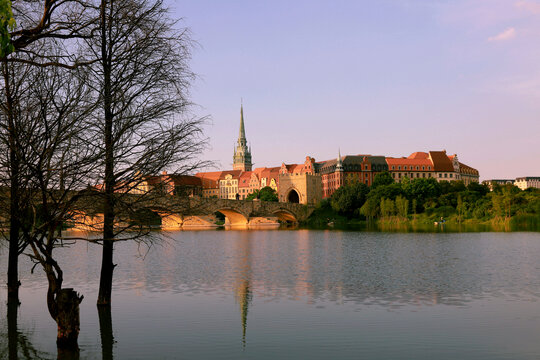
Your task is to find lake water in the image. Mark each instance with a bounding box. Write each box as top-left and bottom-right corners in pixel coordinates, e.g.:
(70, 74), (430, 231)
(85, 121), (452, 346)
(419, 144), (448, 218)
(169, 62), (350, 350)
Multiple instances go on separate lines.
(1, 230), (540, 359)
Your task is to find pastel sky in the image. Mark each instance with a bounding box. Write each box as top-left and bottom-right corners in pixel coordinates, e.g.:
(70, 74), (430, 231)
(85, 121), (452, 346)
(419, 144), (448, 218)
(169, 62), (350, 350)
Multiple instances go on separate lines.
(168, 0), (540, 180)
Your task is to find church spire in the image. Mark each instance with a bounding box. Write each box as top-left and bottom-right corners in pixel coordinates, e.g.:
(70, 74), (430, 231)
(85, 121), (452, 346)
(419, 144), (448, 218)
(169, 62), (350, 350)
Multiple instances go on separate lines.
(336, 148), (344, 172)
(239, 102), (246, 142)
(233, 101), (252, 171)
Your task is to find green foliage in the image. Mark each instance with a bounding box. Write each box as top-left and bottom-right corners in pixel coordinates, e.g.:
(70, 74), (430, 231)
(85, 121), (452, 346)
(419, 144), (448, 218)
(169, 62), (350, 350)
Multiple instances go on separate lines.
(402, 178), (441, 210)
(0, 0), (15, 57)
(395, 196), (409, 218)
(330, 181), (369, 217)
(467, 182), (490, 196)
(308, 176), (540, 229)
(372, 171), (394, 188)
(367, 183), (404, 203)
(380, 198), (395, 217)
(246, 186), (278, 202)
(360, 197), (379, 219)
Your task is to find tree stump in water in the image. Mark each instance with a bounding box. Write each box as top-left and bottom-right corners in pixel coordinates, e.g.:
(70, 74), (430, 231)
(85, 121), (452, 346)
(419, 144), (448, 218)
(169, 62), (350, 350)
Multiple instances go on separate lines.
(56, 288), (84, 349)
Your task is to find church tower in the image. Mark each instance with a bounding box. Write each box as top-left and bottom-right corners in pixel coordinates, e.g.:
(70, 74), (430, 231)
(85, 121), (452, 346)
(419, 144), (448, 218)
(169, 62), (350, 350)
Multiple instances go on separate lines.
(233, 103), (253, 171)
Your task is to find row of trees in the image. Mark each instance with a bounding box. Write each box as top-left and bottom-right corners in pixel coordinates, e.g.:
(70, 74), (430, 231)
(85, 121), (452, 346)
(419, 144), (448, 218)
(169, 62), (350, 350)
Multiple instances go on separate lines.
(326, 172), (540, 225)
(0, 0), (206, 351)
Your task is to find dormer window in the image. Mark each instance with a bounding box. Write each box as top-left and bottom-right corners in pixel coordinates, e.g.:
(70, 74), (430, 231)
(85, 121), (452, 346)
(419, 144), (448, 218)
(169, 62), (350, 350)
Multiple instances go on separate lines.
(404, 166), (407, 170)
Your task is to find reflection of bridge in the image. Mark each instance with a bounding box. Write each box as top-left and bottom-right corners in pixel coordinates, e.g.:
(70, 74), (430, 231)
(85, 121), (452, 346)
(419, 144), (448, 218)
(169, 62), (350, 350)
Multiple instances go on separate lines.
(74, 196), (315, 229)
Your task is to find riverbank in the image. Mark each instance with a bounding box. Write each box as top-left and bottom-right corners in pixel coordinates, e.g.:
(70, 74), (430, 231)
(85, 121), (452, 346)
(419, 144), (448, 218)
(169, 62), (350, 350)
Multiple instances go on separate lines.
(303, 207), (540, 232)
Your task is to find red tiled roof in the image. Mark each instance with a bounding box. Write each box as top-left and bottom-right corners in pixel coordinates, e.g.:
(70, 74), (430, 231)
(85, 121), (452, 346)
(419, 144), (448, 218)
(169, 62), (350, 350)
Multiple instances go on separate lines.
(459, 162), (479, 175)
(408, 152), (429, 159)
(169, 175), (202, 186)
(238, 171), (252, 187)
(261, 167), (280, 179)
(219, 170), (242, 180)
(429, 151), (454, 172)
(195, 171), (222, 181)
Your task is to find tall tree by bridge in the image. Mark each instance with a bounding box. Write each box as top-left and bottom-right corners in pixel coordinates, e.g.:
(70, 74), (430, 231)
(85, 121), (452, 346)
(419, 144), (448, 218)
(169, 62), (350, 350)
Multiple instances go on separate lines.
(88, 0), (207, 307)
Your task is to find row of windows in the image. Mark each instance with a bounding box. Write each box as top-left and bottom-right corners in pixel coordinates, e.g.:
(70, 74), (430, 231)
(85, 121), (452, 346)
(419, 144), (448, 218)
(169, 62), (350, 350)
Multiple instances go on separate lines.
(439, 173), (457, 178)
(393, 172), (432, 179)
(391, 165), (432, 171)
(221, 187), (238, 193)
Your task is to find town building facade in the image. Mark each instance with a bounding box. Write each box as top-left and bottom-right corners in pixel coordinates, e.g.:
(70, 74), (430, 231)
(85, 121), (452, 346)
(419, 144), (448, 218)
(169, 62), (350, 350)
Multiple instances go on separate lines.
(317, 152), (388, 198)
(514, 177), (540, 190)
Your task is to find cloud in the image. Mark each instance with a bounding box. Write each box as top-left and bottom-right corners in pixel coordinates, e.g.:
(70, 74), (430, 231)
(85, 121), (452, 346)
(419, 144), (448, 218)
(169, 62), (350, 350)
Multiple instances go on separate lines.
(516, 1), (540, 14)
(488, 27), (517, 41)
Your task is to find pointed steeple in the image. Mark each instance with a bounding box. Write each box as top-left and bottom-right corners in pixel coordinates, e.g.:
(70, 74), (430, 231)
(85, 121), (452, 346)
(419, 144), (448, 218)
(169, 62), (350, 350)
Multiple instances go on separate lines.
(238, 101), (246, 143)
(233, 100), (253, 171)
(336, 148), (344, 172)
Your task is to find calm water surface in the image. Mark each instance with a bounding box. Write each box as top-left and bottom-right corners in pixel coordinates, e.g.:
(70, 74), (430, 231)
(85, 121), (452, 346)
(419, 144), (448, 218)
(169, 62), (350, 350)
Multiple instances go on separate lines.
(1, 230), (540, 359)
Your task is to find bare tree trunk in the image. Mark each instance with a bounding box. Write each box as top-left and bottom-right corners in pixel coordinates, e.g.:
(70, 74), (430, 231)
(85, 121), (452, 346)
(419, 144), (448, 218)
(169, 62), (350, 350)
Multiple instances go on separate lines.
(43, 262), (83, 350)
(97, 0), (115, 307)
(3, 59), (21, 305)
(56, 289), (83, 349)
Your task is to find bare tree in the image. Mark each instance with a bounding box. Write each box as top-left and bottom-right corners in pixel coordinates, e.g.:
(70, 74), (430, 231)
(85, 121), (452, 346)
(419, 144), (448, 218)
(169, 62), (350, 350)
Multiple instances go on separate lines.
(17, 51), (98, 349)
(0, 0), (96, 305)
(87, 0), (207, 307)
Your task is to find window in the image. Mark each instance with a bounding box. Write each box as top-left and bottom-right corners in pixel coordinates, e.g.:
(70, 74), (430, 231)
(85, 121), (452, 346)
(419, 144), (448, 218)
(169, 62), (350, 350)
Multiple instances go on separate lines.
(365, 165), (368, 170)
(444, 173), (448, 178)
(450, 174), (453, 178)
(439, 174), (442, 178)
(422, 166), (425, 170)
(404, 166), (407, 170)
(398, 166), (401, 170)
(416, 166), (419, 170)
(392, 166), (395, 170)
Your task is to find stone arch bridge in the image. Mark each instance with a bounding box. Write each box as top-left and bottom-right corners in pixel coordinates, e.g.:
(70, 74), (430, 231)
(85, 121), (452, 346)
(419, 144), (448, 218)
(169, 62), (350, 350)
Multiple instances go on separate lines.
(74, 196), (315, 229)
(151, 197), (315, 228)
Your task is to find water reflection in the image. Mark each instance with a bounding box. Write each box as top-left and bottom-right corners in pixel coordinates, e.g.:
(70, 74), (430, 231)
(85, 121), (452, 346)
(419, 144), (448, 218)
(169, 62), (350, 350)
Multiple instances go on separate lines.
(98, 306), (115, 360)
(2, 231), (540, 359)
(0, 303), (50, 360)
(233, 233), (252, 348)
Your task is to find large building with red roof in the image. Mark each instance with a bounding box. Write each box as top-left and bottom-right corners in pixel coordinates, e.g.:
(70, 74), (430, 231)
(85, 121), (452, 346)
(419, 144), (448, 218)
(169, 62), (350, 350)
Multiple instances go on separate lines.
(314, 151), (389, 198)
(386, 150), (479, 185)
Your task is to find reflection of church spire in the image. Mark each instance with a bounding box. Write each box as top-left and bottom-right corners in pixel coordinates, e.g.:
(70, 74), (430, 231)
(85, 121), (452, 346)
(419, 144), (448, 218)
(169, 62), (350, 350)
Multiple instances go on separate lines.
(238, 280), (252, 347)
(234, 236), (252, 349)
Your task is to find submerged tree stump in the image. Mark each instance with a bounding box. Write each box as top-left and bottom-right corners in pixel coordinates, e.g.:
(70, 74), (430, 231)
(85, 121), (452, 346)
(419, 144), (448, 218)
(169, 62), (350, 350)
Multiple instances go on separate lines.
(56, 288), (84, 349)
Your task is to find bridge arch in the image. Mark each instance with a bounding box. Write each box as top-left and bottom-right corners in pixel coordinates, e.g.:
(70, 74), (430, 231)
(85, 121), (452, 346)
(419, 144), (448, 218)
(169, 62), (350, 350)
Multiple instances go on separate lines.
(273, 209), (298, 223)
(216, 208), (249, 226)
